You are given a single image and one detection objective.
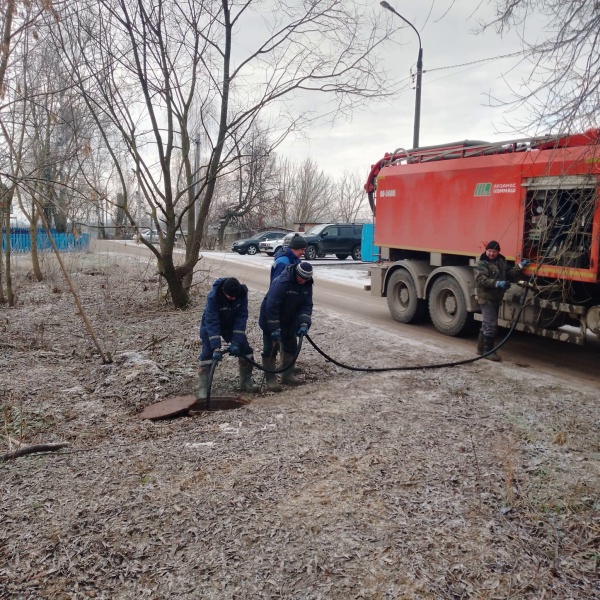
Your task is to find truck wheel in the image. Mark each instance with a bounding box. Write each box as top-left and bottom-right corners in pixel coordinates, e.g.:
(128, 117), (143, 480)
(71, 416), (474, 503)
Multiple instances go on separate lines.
(428, 275), (473, 336)
(335, 254), (349, 260)
(305, 245), (318, 260)
(386, 270), (427, 324)
(351, 245), (362, 260)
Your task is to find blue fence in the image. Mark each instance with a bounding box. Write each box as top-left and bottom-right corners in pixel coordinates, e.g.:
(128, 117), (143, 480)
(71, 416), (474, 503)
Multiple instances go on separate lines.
(1, 228), (90, 253)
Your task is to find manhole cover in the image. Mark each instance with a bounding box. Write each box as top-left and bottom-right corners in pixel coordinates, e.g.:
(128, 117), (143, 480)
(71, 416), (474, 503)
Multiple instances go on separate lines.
(139, 395), (197, 420)
(139, 395), (248, 420)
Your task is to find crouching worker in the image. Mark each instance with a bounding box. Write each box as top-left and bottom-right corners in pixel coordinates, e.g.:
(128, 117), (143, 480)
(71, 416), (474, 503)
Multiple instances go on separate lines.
(259, 262), (313, 391)
(197, 277), (259, 399)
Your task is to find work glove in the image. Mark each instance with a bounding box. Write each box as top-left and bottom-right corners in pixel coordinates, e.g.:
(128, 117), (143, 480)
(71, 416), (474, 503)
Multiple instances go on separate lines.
(212, 349), (223, 361)
(495, 280), (511, 290)
(228, 342), (240, 357)
(519, 259), (530, 269)
(271, 329), (282, 342)
(297, 324), (309, 337)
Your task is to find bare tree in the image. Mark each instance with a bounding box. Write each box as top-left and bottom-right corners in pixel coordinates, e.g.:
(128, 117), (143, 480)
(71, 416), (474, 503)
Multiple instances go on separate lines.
(215, 127), (280, 248)
(51, 0), (394, 308)
(288, 158), (333, 225)
(1, 6), (97, 283)
(272, 157), (296, 229)
(483, 1), (600, 132)
(334, 170), (369, 222)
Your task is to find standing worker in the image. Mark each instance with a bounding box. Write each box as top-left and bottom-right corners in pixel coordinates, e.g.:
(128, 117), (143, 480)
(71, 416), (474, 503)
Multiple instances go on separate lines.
(197, 277), (259, 399)
(474, 240), (529, 361)
(270, 233), (307, 282)
(259, 262), (314, 390)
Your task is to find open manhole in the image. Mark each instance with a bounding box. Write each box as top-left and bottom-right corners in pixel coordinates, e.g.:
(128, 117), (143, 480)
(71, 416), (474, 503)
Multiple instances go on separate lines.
(139, 394), (248, 420)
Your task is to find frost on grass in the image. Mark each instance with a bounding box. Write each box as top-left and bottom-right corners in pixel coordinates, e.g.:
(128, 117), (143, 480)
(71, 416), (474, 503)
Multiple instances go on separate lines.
(1, 252), (599, 599)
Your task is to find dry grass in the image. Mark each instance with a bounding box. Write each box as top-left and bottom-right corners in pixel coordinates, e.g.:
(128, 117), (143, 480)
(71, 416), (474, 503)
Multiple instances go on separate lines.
(1, 251), (599, 599)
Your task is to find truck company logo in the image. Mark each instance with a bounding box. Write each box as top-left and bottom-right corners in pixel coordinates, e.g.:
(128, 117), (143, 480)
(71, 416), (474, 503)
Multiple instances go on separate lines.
(474, 183), (491, 196)
(493, 183), (517, 194)
(474, 182), (517, 196)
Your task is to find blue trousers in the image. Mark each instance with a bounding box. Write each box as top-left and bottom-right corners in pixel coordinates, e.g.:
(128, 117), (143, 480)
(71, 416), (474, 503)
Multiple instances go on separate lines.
(199, 332), (253, 365)
(261, 329), (297, 357)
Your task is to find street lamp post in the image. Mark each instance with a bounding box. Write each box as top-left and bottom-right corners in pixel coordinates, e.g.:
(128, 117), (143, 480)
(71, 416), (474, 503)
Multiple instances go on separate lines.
(380, 1), (423, 149)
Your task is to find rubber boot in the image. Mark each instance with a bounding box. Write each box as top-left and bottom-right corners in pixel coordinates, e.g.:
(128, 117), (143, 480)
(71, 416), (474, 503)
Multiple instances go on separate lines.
(483, 336), (501, 362)
(280, 351), (302, 386)
(279, 356), (301, 374)
(476, 331), (485, 356)
(239, 357), (259, 393)
(195, 365), (211, 400)
(262, 356), (282, 392)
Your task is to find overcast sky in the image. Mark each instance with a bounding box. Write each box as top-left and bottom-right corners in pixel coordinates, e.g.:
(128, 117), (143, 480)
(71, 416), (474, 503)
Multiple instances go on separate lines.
(276, 1), (542, 180)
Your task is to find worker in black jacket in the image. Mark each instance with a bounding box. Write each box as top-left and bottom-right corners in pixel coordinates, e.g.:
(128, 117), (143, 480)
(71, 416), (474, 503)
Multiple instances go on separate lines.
(474, 240), (529, 361)
(259, 262), (313, 390)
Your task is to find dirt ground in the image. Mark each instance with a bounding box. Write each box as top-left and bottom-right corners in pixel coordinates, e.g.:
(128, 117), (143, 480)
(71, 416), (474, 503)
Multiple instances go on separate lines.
(1, 250), (599, 599)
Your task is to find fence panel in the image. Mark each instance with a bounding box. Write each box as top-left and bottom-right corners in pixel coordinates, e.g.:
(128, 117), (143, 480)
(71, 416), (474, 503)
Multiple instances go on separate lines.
(2, 229), (90, 253)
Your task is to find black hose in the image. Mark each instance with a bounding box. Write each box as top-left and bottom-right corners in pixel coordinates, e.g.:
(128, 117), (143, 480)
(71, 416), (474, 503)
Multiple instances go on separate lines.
(236, 336), (305, 374)
(304, 282), (532, 372)
(205, 348), (231, 410)
(212, 267), (538, 384)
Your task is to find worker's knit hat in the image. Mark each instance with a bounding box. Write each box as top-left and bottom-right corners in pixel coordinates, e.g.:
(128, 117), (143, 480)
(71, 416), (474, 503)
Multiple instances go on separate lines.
(486, 240), (501, 251)
(295, 262), (313, 280)
(288, 234), (307, 250)
(223, 277), (242, 298)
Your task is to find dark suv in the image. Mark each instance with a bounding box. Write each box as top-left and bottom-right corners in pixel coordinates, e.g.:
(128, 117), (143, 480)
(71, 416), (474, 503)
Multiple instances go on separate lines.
(231, 230), (283, 255)
(302, 223), (364, 260)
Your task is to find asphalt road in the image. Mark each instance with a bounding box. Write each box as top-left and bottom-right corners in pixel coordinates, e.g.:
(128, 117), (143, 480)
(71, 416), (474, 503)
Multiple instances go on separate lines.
(94, 239), (600, 390)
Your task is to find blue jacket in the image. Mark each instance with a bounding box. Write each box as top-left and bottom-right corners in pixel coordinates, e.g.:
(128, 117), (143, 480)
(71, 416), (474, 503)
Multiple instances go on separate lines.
(270, 248), (301, 283)
(260, 265), (313, 335)
(200, 278), (249, 349)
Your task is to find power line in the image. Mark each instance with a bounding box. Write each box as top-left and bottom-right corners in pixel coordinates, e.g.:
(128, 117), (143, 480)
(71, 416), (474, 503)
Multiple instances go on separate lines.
(424, 49), (528, 74)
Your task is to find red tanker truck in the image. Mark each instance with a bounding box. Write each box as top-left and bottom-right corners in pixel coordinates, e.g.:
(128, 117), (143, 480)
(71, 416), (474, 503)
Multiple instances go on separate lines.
(364, 129), (600, 345)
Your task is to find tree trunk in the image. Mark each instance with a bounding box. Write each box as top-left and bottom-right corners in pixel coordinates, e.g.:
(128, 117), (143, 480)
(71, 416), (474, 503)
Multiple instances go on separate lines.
(164, 266), (190, 310)
(29, 208), (43, 282)
(0, 221), (5, 304)
(4, 199), (14, 306)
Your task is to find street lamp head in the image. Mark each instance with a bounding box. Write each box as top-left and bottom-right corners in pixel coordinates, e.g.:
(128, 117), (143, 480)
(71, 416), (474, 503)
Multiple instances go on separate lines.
(380, 1), (393, 9)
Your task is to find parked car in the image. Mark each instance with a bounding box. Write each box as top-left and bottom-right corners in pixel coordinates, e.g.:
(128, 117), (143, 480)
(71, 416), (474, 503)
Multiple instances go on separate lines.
(259, 235), (287, 256)
(302, 223), (364, 260)
(140, 228), (179, 243)
(231, 230), (283, 255)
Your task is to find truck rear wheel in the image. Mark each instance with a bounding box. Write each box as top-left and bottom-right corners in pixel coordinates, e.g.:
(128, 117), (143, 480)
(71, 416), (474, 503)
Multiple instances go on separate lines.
(428, 275), (473, 336)
(386, 270), (427, 324)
